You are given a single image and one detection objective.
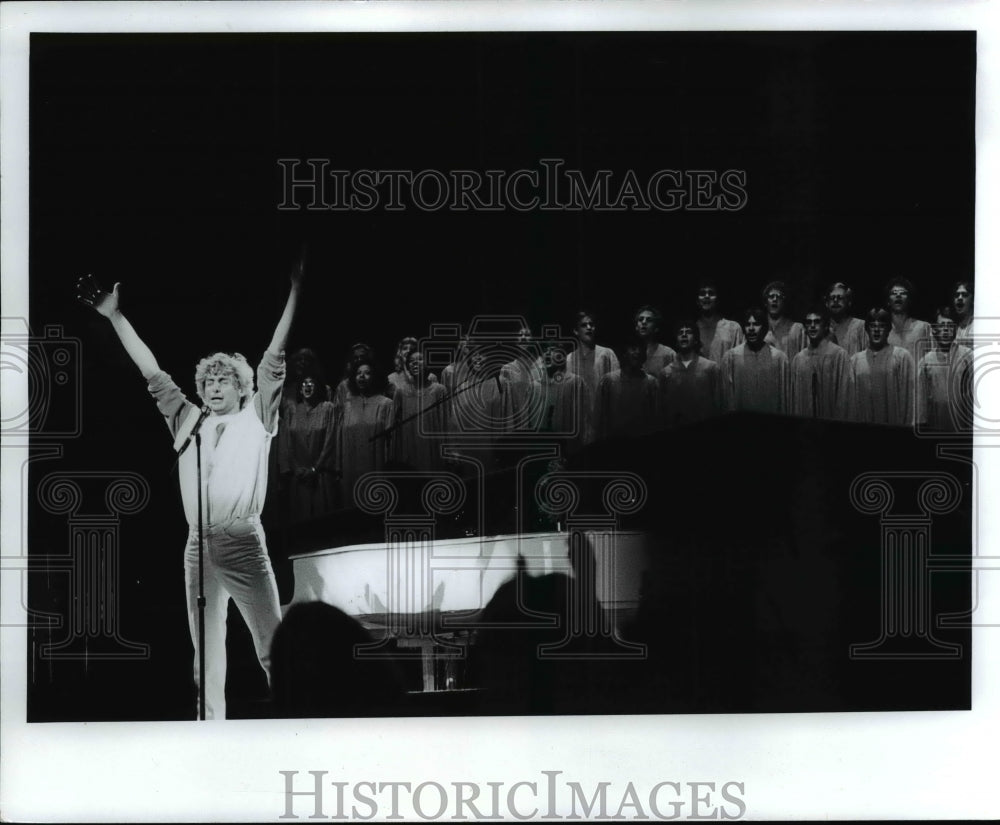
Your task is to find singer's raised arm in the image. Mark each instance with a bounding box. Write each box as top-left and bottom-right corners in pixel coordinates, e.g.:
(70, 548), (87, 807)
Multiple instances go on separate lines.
(76, 276), (161, 379)
(266, 248), (305, 357)
(254, 248), (306, 433)
(76, 274), (196, 439)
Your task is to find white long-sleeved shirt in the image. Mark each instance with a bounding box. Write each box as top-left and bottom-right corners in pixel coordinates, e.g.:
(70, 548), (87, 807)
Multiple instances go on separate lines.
(148, 350), (284, 527)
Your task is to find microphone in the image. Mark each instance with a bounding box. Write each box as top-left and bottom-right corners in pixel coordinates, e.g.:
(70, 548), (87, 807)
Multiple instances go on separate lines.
(175, 405), (212, 457)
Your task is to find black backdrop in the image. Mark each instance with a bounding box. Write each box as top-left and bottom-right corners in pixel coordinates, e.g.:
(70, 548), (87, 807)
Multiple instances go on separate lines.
(27, 31), (975, 720)
(31, 32), (975, 357)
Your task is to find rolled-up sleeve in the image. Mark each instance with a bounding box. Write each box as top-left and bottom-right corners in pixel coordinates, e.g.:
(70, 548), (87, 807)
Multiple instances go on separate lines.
(254, 350), (286, 433)
(147, 370), (196, 439)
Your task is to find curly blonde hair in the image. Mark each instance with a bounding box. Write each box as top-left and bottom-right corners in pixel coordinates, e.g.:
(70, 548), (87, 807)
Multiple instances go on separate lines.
(194, 352), (255, 408)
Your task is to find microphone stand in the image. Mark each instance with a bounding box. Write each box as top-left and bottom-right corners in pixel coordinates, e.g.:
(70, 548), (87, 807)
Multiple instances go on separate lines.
(195, 426), (206, 721)
(172, 405), (211, 720)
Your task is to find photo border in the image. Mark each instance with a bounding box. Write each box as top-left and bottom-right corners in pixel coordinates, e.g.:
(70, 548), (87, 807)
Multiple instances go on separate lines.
(2, 1), (997, 820)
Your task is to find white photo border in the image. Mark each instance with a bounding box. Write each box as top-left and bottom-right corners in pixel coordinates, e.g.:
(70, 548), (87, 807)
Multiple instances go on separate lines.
(2, 1), (997, 821)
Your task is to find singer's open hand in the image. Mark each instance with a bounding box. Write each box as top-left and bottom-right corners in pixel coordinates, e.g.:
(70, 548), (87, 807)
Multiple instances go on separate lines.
(76, 274), (121, 319)
(290, 244), (307, 288)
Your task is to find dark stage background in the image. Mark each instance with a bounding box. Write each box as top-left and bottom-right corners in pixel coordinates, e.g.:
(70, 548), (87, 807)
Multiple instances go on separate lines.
(26, 31), (974, 720)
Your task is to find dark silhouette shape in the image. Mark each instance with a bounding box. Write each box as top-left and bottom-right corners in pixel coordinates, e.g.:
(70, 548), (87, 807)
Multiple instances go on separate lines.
(269, 602), (406, 718)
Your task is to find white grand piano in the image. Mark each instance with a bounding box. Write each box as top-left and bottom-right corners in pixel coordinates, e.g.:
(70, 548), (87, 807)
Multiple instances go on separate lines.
(287, 529), (653, 690)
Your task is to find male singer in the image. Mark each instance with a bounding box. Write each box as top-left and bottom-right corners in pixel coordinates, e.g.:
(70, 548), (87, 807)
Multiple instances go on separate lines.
(790, 306), (852, 420)
(76, 254), (303, 719)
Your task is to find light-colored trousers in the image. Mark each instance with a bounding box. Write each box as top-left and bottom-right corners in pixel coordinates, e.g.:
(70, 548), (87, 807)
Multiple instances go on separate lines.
(184, 516), (281, 720)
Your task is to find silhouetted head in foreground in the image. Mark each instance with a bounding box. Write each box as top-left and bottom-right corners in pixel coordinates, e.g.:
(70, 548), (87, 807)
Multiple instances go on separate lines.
(469, 553), (623, 714)
(269, 602), (405, 718)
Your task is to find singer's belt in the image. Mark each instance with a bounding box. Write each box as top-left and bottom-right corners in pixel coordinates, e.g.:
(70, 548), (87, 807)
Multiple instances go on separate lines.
(187, 514), (261, 537)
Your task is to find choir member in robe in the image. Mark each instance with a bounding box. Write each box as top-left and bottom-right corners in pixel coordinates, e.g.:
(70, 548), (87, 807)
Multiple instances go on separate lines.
(500, 324), (545, 432)
(390, 349), (448, 470)
(446, 342), (505, 476)
(332, 341), (375, 410)
(762, 280), (805, 360)
(952, 280), (975, 348)
(885, 277), (932, 365)
(790, 306), (853, 420)
(532, 340), (592, 455)
(695, 279), (744, 363)
(441, 334), (470, 396)
(278, 347), (333, 514)
(825, 281), (868, 357)
(593, 337), (659, 441)
(720, 307), (790, 414)
(278, 372), (338, 523)
(337, 356), (393, 507)
(565, 310), (619, 397)
(659, 319), (720, 427)
(385, 336), (419, 399)
(847, 308), (914, 426)
(917, 307), (974, 432)
(286, 347), (334, 405)
(634, 304), (676, 376)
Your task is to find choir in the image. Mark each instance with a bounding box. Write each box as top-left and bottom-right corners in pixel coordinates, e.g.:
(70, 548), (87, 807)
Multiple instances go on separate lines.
(279, 279), (975, 514)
